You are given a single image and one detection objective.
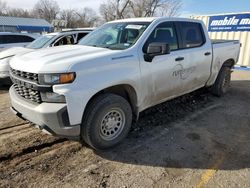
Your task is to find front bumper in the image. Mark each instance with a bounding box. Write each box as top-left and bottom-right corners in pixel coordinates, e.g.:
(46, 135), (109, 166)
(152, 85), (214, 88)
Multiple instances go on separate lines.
(9, 85), (80, 139)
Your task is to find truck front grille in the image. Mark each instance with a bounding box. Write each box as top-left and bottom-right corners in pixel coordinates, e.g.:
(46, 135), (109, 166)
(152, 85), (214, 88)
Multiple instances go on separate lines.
(13, 84), (42, 103)
(10, 68), (38, 83)
(10, 68), (42, 104)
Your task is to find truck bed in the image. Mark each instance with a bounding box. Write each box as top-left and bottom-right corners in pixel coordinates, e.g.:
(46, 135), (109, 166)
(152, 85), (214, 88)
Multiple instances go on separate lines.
(206, 39), (241, 86)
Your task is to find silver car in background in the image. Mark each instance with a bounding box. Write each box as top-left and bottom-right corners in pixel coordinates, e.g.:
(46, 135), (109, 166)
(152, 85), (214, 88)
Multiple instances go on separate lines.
(0, 32), (38, 52)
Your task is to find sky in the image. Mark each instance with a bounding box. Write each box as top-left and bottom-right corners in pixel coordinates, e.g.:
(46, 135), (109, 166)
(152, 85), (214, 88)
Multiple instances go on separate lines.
(4, 0), (250, 17)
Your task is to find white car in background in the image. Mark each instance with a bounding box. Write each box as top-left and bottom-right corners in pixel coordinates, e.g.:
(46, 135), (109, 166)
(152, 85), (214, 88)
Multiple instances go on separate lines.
(0, 29), (93, 85)
(0, 32), (38, 52)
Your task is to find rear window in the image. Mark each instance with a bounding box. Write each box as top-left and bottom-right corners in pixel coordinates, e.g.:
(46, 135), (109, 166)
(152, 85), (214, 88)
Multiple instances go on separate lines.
(178, 22), (205, 48)
(0, 35), (34, 44)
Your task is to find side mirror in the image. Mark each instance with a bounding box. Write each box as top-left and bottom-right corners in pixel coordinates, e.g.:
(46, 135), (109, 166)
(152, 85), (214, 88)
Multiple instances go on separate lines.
(144, 42), (170, 62)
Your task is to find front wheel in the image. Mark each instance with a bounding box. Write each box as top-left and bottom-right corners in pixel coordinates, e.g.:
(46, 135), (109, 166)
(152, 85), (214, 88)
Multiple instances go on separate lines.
(211, 66), (231, 96)
(81, 94), (132, 150)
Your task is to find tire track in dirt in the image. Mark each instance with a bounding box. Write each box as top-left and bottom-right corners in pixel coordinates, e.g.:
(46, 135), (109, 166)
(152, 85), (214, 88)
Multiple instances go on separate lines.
(0, 122), (29, 131)
(0, 140), (82, 186)
(0, 129), (67, 162)
(0, 123), (31, 136)
(0, 138), (67, 162)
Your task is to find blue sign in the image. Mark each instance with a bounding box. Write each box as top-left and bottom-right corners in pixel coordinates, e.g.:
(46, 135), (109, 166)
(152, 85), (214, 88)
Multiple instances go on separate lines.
(208, 13), (250, 32)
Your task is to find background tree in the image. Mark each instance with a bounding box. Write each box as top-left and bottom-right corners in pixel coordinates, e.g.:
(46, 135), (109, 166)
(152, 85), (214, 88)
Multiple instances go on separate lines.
(6, 8), (32, 18)
(100, 0), (131, 22)
(157, 0), (182, 17)
(0, 0), (8, 16)
(74, 8), (99, 27)
(0, 0), (182, 28)
(33, 0), (60, 22)
(60, 8), (99, 28)
(60, 9), (77, 28)
(100, 0), (182, 22)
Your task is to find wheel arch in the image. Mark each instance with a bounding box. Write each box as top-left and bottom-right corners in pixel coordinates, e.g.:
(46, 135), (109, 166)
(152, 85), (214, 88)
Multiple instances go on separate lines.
(222, 58), (235, 68)
(82, 84), (139, 123)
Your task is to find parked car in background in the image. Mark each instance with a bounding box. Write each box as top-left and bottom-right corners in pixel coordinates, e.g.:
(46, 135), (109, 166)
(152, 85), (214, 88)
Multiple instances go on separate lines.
(0, 32), (38, 52)
(0, 29), (93, 85)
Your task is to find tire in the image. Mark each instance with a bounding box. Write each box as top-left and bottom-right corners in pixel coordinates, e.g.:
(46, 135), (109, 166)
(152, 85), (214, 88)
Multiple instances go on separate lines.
(81, 93), (132, 150)
(211, 66), (231, 96)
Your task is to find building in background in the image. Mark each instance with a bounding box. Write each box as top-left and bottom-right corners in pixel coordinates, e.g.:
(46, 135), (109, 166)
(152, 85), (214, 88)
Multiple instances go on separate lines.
(0, 16), (53, 34)
(192, 12), (250, 67)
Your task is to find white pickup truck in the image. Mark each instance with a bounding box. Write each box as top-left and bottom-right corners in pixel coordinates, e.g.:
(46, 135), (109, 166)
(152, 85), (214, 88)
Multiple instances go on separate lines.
(9, 17), (240, 150)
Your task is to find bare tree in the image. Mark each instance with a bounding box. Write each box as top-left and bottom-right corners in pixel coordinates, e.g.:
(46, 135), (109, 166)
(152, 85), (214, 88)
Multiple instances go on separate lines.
(7, 8), (33, 18)
(60, 9), (77, 28)
(74, 8), (99, 27)
(157, 0), (182, 17)
(129, 0), (182, 17)
(100, 0), (182, 21)
(60, 8), (99, 28)
(0, 0), (8, 16)
(100, 0), (131, 22)
(33, 0), (60, 22)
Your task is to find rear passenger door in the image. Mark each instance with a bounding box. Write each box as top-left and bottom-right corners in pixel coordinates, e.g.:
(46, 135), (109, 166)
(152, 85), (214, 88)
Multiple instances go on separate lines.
(175, 21), (212, 91)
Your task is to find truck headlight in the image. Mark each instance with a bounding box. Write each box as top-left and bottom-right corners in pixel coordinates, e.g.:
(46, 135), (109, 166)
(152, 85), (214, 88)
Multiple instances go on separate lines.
(39, 73), (76, 85)
(41, 92), (66, 103)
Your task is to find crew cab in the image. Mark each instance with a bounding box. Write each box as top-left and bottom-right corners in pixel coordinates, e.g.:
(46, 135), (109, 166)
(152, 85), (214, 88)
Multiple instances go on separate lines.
(9, 17), (240, 150)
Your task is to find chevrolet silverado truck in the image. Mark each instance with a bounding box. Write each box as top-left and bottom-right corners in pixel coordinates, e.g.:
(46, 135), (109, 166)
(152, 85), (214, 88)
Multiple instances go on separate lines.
(9, 17), (240, 150)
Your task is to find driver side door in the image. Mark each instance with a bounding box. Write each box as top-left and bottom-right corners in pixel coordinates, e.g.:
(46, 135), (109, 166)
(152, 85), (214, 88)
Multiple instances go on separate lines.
(141, 22), (188, 106)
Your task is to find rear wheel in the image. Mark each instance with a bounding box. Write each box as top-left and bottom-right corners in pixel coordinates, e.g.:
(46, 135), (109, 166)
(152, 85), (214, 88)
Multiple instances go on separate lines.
(211, 66), (231, 96)
(81, 94), (132, 150)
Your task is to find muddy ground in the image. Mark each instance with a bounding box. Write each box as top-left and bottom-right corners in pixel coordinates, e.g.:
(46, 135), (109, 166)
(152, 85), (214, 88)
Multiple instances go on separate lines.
(0, 70), (250, 188)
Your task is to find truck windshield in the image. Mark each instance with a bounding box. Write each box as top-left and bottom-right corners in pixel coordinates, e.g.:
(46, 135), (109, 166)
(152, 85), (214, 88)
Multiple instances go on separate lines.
(26, 35), (54, 49)
(79, 22), (149, 50)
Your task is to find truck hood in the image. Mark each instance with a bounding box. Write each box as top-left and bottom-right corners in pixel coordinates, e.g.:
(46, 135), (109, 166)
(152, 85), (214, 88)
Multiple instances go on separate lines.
(0, 47), (34, 59)
(9, 45), (116, 73)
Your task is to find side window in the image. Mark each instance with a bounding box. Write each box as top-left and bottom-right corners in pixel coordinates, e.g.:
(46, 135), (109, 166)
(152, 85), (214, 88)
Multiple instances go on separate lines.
(178, 22), (205, 48)
(77, 33), (88, 42)
(18, 35), (34, 42)
(120, 28), (140, 44)
(54, 35), (75, 46)
(0, 35), (34, 44)
(2, 35), (18, 43)
(143, 22), (178, 53)
(0, 36), (4, 44)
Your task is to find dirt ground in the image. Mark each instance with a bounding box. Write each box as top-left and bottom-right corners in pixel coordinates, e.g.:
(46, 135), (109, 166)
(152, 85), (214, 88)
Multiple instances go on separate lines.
(0, 70), (250, 188)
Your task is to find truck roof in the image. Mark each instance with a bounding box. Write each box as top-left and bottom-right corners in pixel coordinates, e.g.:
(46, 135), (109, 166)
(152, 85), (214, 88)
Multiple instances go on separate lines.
(109, 17), (202, 23)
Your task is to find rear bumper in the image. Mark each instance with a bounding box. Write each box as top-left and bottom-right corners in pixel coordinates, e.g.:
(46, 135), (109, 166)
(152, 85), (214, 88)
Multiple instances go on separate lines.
(9, 85), (80, 139)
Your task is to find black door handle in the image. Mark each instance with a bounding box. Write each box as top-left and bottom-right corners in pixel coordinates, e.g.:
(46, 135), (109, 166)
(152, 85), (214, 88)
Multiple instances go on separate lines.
(204, 52), (211, 56)
(175, 57), (184, 61)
